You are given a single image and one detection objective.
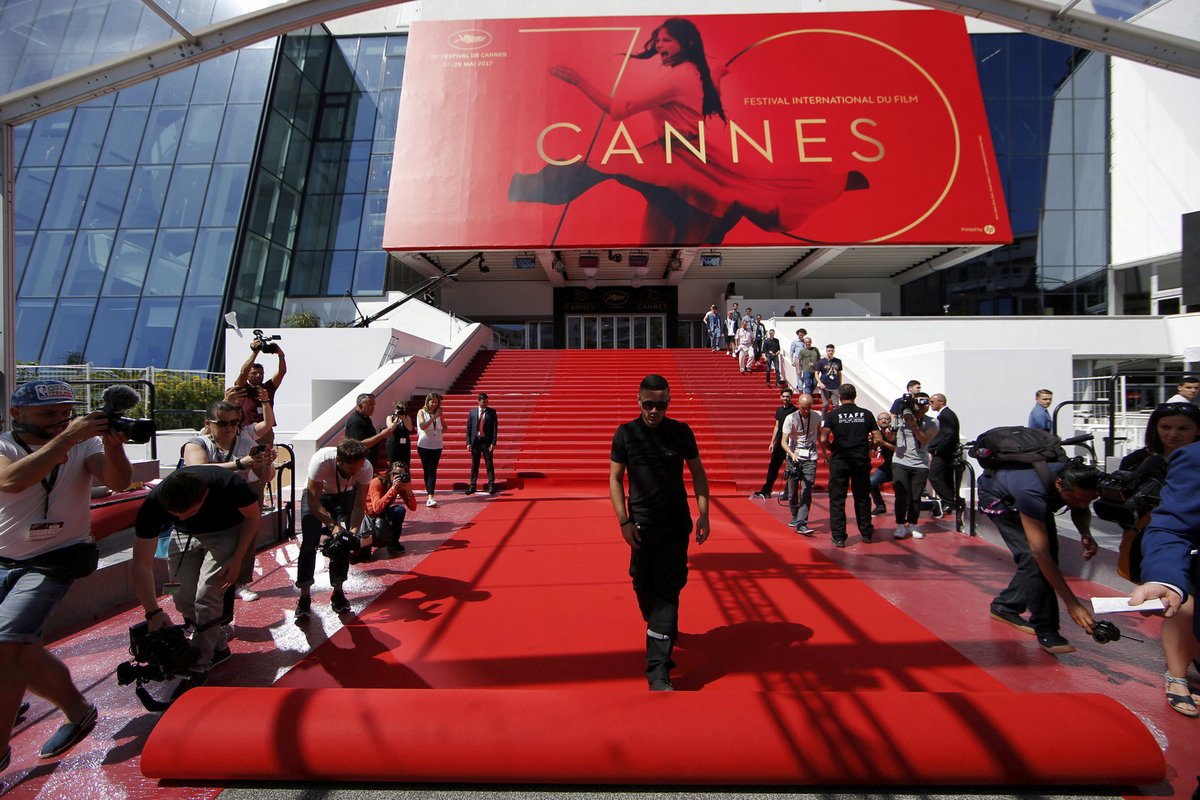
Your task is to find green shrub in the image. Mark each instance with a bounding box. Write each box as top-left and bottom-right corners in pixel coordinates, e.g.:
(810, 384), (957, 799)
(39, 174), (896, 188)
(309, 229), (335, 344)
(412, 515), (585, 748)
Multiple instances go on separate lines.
(283, 309), (321, 328)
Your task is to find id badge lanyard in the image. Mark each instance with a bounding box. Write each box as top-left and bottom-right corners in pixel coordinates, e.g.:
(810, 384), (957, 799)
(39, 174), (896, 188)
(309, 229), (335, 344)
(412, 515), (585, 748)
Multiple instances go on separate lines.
(11, 432), (61, 523)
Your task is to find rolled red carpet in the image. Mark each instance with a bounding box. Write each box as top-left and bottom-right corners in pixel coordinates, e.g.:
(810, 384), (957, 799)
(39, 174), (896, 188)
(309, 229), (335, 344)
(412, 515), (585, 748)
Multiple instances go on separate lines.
(142, 686), (1164, 785)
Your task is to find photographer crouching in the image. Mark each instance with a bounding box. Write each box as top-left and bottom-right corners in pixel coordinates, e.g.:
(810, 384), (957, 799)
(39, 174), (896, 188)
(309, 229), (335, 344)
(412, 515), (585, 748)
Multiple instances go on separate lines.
(296, 439), (372, 617)
(131, 467), (260, 680)
(1, 381), (132, 772)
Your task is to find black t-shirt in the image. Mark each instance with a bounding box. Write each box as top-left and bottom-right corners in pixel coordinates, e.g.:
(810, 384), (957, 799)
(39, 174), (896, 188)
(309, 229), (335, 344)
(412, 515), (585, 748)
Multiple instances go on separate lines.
(823, 403), (879, 458)
(771, 402), (794, 448)
(346, 410), (382, 461)
(135, 466), (257, 538)
(611, 417), (698, 528)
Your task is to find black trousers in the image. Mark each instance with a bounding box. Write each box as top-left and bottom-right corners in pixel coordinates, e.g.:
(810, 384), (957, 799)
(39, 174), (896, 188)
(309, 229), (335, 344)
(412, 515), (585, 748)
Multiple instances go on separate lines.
(417, 445), (441, 495)
(469, 442), (495, 488)
(628, 519), (691, 685)
(297, 491), (352, 590)
(827, 453), (874, 542)
(990, 510), (1061, 635)
(929, 453), (963, 506)
(758, 445), (787, 496)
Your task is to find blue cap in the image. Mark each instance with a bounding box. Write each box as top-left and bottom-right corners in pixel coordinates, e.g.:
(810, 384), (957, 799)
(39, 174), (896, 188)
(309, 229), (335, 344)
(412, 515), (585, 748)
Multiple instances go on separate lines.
(11, 380), (76, 407)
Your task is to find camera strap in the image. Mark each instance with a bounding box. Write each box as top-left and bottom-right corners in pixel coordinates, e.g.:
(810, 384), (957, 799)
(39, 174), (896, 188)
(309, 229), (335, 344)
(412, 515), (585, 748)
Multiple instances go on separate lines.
(11, 432), (61, 520)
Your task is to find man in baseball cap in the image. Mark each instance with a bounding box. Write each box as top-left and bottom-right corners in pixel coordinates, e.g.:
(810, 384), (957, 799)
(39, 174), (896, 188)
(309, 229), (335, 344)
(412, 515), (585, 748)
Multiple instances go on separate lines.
(0, 380), (132, 772)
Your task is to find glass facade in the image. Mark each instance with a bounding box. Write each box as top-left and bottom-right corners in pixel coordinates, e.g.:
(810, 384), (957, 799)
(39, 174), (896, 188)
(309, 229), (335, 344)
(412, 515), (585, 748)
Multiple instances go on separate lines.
(902, 38), (1109, 316)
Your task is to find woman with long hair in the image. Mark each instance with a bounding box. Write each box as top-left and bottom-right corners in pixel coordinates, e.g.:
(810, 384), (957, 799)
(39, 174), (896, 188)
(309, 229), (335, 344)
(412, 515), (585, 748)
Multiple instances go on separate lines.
(416, 392), (446, 507)
(509, 17), (865, 244)
(1114, 402), (1200, 716)
(364, 461), (418, 556)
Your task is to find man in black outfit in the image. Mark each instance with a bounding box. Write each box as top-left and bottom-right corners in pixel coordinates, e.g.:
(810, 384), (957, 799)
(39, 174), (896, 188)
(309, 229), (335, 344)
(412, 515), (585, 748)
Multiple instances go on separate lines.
(131, 467), (260, 675)
(821, 384), (880, 547)
(344, 393), (395, 466)
(465, 393), (499, 494)
(927, 393), (962, 515)
(761, 328), (783, 388)
(610, 374), (711, 692)
(752, 387), (795, 500)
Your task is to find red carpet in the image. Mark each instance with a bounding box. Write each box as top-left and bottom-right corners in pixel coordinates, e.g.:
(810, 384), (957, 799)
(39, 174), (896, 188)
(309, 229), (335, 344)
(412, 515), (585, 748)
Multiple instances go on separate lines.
(143, 486), (1165, 785)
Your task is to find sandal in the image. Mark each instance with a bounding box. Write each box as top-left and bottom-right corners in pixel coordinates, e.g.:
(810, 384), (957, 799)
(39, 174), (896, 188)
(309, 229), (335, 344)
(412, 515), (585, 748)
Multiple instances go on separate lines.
(1164, 673), (1199, 718)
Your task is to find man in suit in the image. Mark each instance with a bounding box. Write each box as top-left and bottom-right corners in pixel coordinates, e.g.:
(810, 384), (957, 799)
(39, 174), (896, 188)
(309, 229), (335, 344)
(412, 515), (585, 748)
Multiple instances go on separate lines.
(466, 393), (499, 495)
(927, 393), (962, 515)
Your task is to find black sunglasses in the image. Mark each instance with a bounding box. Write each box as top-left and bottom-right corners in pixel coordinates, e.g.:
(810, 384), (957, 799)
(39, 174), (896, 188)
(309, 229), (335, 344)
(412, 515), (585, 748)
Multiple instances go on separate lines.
(640, 400), (669, 411)
(208, 419), (239, 428)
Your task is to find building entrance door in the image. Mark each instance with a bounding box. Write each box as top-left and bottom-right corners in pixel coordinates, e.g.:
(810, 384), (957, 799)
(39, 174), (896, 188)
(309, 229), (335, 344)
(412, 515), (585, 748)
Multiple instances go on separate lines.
(565, 315), (667, 349)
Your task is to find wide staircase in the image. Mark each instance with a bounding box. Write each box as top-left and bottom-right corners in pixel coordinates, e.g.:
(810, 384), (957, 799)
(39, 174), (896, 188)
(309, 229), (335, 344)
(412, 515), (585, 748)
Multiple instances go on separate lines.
(407, 349), (828, 494)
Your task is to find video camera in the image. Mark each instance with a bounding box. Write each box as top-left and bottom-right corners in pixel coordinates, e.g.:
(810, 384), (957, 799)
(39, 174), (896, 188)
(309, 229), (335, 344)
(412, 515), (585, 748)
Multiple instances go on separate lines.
(98, 384), (156, 445)
(252, 329), (282, 354)
(320, 528), (361, 561)
(898, 393), (929, 420)
(116, 620), (199, 711)
(1092, 458), (1166, 528)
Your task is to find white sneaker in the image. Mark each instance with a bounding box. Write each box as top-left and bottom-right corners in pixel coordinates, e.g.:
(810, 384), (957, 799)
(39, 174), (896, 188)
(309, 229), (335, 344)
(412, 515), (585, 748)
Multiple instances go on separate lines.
(893, 525), (909, 539)
(911, 527), (925, 539)
(426, 496), (438, 507)
(235, 585), (259, 602)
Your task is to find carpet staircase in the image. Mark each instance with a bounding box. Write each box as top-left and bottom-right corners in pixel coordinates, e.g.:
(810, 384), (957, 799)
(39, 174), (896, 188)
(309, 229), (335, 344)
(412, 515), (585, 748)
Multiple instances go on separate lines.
(408, 348), (817, 492)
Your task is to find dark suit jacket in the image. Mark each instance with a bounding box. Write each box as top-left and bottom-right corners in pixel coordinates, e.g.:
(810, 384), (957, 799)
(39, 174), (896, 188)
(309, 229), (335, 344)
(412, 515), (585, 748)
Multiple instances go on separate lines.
(927, 407), (960, 457)
(466, 406), (498, 448)
(1139, 441), (1200, 636)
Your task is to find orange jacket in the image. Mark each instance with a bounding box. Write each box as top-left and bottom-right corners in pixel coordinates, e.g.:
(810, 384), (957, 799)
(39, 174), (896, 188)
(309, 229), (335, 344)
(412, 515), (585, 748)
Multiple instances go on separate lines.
(366, 477), (417, 516)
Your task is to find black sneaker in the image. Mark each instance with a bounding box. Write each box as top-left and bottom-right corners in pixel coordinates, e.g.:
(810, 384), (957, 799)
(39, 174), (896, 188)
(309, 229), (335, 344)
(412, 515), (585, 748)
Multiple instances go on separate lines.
(1037, 631), (1076, 655)
(990, 609), (1035, 635)
(751, 491), (770, 500)
(871, 506), (887, 516)
(295, 595), (312, 618)
(795, 525), (815, 536)
(649, 679), (674, 692)
(388, 543), (407, 556)
(465, 486), (476, 495)
(209, 646), (232, 669)
(861, 534), (873, 543)
(330, 588), (351, 614)
(832, 538), (846, 548)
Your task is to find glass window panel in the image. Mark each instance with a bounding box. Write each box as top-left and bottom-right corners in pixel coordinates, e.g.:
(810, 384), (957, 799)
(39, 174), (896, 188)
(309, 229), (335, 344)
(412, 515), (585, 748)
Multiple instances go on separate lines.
(145, 229), (196, 296)
(283, 130), (310, 191)
(175, 0), (217, 30)
(126, 297), (181, 368)
(215, 104), (261, 163)
(308, 143), (344, 194)
(11, 122), (31, 166)
(382, 53), (405, 90)
(13, 55), (56, 93)
(985, 104), (1007, 154)
(1009, 98), (1042, 154)
(161, 164), (210, 228)
(385, 37), (406, 58)
(60, 107), (113, 165)
(1006, 156), (1042, 211)
(99, 1), (145, 45)
(1007, 35), (1041, 98)
(102, 230), (155, 295)
(201, 164), (250, 227)
(138, 106), (186, 163)
(177, 104), (225, 163)
(168, 297), (221, 369)
(116, 79), (156, 107)
(61, 230), (114, 296)
(260, 111), (291, 178)
(23, 113), (72, 167)
(272, 185), (300, 248)
(13, 167), (54, 228)
(335, 38), (360, 71)
(343, 141), (370, 193)
(1043, 154), (1074, 210)
(367, 153), (392, 192)
(318, 94), (351, 140)
(41, 298), (97, 364)
(80, 166), (133, 230)
(248, 171), (280, 235)
(1072, 52), (1106, 99)
(325, 251), (355, 294)
(293, 81), (320, 135)
(1074, 153), (1106, 211)
(191, 53), (236, 103)
(236, 234), (268, 299)
(374, 91), (400, 144)
(61, 1), (106, 56)
(1041, 41), (1076, 96)
(1075, 210), (1107, 266)
(21, 4), (68, 54)
(353, 251), (386, 295)
(228, 48), (273, 103)
(187, 228), (236, 294)
(154, 67), (196, 105)
(99, 107), (150, 165)
(356, 38), (386, 93)
(260, 245), (290, 309)
(350, 93), (377, 141)
(296, 194), (333, 250)
(1037, 210), (1074, 265)
(1073, 98), (1105, 153)
(333, 195), (364, 250)
(273, 62), (302, 121)
(13, 231), (34, 287)
(1046, 94), (1074, 155)
(121, 165), (172, 228)
(302, 33), (330, 86)
(289, 250), (327, 296)
(41, 167), (94, 229)
(359, 194), (387, 249)
(20, 231), (74, 297)
(16, 300), (56, 362)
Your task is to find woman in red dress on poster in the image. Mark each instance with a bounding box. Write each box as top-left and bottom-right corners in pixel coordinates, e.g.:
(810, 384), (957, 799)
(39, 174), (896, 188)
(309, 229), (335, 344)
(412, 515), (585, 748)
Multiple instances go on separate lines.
(508, 17), (867, 245)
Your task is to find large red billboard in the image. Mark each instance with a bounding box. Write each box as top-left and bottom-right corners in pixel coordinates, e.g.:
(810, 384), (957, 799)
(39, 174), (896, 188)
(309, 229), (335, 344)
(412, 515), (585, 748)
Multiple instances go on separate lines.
(383, 11), (1011, 250)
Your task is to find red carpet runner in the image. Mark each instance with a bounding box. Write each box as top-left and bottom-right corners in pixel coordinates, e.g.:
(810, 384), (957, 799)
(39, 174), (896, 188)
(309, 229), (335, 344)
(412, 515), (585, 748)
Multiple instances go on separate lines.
(143, 486), (1164, 785)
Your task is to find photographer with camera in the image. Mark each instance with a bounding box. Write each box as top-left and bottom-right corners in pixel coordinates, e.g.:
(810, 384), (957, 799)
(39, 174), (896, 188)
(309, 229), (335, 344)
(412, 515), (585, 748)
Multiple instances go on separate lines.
(979, 454), (1101, 655)
(1109, 403), (1200, 716)
(385, 401), (415, 469)
(297, 439), (373, 616)
(365, 462), (418, 556)
(182, 399), (275, 604)
(781, 393), (822, 535)
(891, 392), (938, 540)
(0, 381), (132, 771)
(233, 332), (287, 443)
(131, 467), (260, 680)
(889, 380), (922, 415)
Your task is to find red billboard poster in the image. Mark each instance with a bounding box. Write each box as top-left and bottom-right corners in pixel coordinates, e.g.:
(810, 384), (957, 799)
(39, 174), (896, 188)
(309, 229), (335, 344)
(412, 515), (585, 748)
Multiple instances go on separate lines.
(383, 11), (1011, 250)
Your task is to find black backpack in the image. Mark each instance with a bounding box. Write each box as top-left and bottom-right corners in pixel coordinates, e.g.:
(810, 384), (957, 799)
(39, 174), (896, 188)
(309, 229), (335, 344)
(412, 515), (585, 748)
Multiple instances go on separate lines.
(968, 426), (1069, 488)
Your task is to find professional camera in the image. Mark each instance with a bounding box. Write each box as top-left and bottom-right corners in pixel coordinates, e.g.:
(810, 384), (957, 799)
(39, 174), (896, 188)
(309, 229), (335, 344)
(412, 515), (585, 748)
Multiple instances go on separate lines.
(1092, 464), (1165, 528)
(1091, 619), (1144, 644)
(320, 528), (360, 560)
(98, 384), (156, 445)
(116, 621), (197, 687)
(252, 329), (282, 354)
(899, 393), (929, 420)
